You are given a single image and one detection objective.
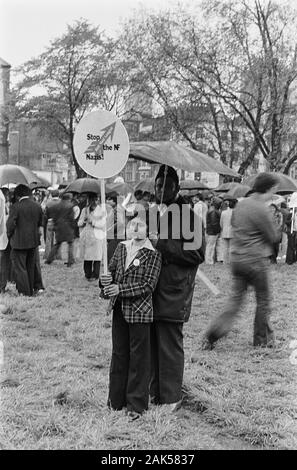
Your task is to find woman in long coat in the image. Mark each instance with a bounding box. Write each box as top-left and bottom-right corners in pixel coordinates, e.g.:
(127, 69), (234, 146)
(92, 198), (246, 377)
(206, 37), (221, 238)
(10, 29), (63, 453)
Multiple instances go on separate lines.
(78, 195), (106, 280)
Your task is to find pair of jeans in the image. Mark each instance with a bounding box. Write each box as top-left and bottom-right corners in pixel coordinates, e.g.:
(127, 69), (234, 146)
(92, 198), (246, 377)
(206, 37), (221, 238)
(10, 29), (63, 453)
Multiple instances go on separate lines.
(206, 258), (274, 346)
(205, 234), (219, 264)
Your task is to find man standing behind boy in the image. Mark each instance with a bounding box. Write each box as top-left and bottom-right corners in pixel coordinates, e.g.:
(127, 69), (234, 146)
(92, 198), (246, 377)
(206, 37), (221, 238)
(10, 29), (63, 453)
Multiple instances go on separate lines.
(150, 165), (204, 411)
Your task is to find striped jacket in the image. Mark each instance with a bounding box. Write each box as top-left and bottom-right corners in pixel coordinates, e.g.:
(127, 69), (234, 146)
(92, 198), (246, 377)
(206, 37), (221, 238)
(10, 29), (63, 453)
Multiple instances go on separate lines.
(106, 242), (162, 323)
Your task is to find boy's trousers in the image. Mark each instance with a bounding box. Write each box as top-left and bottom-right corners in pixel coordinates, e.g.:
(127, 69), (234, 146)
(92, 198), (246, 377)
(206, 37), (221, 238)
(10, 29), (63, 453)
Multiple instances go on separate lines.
(108, 301), (151, 414)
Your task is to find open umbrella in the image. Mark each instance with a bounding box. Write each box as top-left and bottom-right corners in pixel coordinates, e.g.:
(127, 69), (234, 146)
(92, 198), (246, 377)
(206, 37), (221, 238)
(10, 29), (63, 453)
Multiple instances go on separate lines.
(64, 178), (101, 194)
(134, 178), (155, 194)
(0, 164), (43, 187)
(213, 182), (240, 193)
(243, 173), (297, 195)
(224, 183), (251, 199)
(105, 181), (133, 196)
(179, 179), (209, 190)
(129, 141), (240, 178)
(30, 174), (51, 190)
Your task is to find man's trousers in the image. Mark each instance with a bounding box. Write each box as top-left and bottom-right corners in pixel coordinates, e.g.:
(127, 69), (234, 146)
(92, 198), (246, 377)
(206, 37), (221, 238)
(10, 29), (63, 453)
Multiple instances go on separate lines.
(150, 321), (184, 404)
(10, 248), (36, 296)
(206, 258), (274, 347)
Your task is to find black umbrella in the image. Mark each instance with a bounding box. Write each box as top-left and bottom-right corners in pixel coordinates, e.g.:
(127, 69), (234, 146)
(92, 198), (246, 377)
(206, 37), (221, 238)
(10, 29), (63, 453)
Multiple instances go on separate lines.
(179, 179), (210, 191)
(64, 178), (101, 194)
(243, 173), (297, 195)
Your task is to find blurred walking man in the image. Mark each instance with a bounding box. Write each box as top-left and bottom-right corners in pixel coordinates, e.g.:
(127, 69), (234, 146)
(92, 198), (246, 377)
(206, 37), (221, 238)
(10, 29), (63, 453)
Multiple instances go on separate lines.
(203, 173), (279, 349)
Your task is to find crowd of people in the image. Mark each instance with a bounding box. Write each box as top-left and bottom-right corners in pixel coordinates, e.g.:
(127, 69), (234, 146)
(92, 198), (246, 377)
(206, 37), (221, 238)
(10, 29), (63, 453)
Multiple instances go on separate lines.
(0, 168), (296, 421)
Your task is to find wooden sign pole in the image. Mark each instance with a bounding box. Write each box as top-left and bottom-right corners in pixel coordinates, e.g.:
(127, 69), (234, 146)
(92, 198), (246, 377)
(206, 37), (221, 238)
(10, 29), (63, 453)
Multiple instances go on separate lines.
(100, 178), (108, 274)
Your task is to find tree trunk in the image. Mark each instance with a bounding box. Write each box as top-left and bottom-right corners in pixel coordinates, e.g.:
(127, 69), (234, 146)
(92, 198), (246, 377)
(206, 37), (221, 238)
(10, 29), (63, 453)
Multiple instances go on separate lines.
(238, 142), (259, 175)
(282, 154), (297, 175)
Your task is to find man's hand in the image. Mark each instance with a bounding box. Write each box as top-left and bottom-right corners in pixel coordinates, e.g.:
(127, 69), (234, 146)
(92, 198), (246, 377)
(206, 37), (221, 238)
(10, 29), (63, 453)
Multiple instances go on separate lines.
(104, 284), (119, 297)
(100, 273), (113, 286)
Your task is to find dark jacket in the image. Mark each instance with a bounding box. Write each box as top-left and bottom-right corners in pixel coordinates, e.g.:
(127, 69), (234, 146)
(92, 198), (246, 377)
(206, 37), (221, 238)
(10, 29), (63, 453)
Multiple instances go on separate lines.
(51, 200), (75, 243)
(152, 195), (204, 323)
(206, 207), (221, 235)
(7, 198), (43, 249)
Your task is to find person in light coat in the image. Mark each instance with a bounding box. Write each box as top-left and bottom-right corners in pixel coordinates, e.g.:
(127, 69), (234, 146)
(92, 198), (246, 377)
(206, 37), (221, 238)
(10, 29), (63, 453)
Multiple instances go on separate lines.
(78, 194), (106, 280)
(0, 188), (9, 293)
(220, 199), (237, 264)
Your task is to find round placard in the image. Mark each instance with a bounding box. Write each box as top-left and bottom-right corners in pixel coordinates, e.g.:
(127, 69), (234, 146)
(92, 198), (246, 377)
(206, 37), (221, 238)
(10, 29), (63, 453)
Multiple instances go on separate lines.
(73, 110), (130, 178)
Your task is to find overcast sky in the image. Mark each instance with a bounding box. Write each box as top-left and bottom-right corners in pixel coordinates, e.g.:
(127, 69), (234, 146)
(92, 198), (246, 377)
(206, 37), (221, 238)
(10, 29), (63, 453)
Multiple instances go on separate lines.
(0, 0), (179, 69)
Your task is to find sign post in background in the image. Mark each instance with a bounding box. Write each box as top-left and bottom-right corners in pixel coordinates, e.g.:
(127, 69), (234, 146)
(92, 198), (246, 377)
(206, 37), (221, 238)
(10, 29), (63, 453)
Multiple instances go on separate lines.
(73, 109), (130, 273)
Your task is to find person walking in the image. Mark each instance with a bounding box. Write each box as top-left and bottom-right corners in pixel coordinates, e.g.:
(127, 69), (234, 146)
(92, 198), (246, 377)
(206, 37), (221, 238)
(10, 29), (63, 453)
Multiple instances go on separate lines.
(220, 198), (237, 264)
(150, 165), (204, 410)
(205, 197), (222, 264)
(269, 203), (283, 264)
(45, 192), (76, 267)
(203, 173), (279, 349)
(6, 184), (43, 296)
(279, 202), (290, 261)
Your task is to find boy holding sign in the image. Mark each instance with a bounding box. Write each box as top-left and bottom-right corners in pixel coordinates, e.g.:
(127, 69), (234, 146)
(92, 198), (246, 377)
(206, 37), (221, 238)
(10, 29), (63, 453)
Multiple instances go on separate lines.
(100, 216), (162, 420)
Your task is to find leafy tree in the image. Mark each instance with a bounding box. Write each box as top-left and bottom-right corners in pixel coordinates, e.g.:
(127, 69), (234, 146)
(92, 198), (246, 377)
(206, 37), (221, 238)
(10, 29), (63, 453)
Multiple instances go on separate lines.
(120, 0), (297, 175)
(12, 20), (127, 177)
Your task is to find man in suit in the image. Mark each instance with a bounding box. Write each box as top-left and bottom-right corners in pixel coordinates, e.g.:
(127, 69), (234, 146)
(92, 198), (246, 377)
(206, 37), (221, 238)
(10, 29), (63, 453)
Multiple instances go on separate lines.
(150, 165), (204, 411)
(6, 184), (43, 296)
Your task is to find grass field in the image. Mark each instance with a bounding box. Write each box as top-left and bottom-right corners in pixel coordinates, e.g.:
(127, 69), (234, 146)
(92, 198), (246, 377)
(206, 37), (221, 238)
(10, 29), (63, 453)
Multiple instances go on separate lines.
(0, 252), (296, 450)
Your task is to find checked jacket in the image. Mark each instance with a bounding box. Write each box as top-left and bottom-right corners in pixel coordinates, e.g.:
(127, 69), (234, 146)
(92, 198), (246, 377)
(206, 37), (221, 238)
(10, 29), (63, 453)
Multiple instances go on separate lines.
(106, 242), (162, 323)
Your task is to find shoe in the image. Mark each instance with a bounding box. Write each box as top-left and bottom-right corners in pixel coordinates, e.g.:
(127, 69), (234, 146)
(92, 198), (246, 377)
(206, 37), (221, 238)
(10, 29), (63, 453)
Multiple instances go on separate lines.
(201, 336), (215, 350)
(126, 410), (141, 421)
(162, 400), (182, 412)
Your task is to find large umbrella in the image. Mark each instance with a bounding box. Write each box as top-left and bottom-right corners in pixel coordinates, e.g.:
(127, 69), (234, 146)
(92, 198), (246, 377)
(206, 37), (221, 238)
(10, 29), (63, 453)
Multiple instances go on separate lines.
(243, 172), (297, 195)
(180, 179), (209, 190)
(0, 164), (43, 187)
(213, 182), (240, 193)
(105, 181), (133, 196)
(30, 174), (51, 190)
(134, 178), (155, 194)
(224, 183), (251, 199)
(129, 141), (240, 178)
(64, 178), (101, 194)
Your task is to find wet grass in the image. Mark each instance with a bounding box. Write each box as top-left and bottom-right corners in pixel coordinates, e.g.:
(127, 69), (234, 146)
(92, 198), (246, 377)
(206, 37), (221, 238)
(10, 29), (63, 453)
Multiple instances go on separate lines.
(0, 254), (296, 449)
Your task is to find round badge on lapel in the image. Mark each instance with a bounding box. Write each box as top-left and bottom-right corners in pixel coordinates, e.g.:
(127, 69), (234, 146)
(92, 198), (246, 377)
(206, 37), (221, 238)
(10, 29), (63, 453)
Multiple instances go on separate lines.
(133, 259), (140, 267)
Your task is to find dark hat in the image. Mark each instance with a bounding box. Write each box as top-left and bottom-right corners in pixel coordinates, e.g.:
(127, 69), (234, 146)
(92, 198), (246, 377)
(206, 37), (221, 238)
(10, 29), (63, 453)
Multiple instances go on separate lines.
(155, 165), (179, 186)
